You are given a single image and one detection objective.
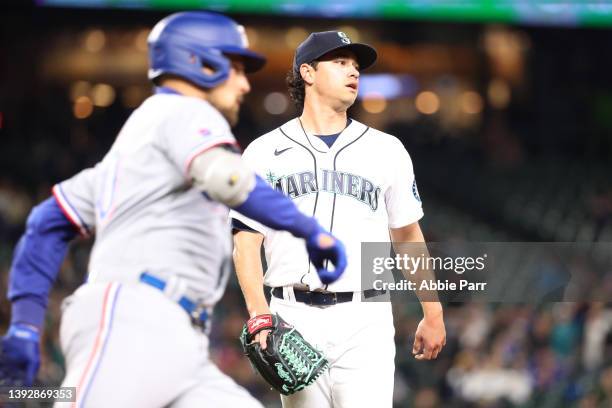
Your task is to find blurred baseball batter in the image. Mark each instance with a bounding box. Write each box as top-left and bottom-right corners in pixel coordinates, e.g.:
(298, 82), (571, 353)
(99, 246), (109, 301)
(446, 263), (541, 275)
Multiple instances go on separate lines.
(232, 31), (446, 407)
(0, 13), (347, 407)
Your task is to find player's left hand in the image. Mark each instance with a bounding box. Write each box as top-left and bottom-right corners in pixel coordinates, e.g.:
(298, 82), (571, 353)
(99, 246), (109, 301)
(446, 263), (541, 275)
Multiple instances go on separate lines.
(0, 323), (41, 386)
(413, 306), (446, 361)
(306, 227), (347, 284)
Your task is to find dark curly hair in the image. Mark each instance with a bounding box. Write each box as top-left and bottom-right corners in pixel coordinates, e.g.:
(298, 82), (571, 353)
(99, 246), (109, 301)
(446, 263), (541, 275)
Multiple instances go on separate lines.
(286, 61), (319, 113)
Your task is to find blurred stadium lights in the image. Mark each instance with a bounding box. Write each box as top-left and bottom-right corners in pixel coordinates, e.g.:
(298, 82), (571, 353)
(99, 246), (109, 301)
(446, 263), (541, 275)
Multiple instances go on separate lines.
(357, 74), (418, 100)
(43, 29), (149, 83)
(484, 26), (530, 55)
(91, 83), (116, 107)
(488, 78), (511, 109)
(69, 81), (91, 102)
(415, 91), (440, 115)
(263, 92), (289, 115)
(460, 91), (484, 115)
(73, 96), (93, 119)
(483, 26), (527, 85)
(83, 29), (106, 53)
(28, 10), (506, 132)
(39, 23), (476, 89)
(361, 93), (387, 114)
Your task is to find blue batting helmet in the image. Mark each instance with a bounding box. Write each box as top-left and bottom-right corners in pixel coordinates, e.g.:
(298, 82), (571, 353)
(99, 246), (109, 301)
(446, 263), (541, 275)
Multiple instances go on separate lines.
(147, 11), (266, 89)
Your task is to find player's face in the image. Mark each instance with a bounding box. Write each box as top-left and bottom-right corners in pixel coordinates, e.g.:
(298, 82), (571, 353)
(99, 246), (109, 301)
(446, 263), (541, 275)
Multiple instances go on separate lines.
(310, 50), (360, 109)
(206, 57), (251, 126)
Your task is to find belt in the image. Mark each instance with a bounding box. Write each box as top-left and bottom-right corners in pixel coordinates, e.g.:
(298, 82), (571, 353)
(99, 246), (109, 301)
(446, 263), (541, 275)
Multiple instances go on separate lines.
(140, 272), (208, 330)
(271, 287), (386, 306)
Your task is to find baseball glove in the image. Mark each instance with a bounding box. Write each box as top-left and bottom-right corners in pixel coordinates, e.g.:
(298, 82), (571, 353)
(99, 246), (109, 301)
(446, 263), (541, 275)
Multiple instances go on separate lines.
(240, 314), (328, 395)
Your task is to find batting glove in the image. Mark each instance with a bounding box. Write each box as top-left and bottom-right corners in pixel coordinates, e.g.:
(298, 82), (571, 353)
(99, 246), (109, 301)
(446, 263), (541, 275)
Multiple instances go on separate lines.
(306, 227), (347, 284)
(0, 323), (40, 387)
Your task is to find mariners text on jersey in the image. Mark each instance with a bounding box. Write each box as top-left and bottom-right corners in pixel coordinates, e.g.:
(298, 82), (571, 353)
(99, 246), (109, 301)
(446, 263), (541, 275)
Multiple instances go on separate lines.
(266, 169), (381, 211)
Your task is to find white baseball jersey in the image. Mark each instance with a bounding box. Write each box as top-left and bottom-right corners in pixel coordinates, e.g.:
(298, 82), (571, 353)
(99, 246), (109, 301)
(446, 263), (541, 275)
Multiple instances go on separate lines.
(52, 92), (237, 305)
(231, 118), (423, 292)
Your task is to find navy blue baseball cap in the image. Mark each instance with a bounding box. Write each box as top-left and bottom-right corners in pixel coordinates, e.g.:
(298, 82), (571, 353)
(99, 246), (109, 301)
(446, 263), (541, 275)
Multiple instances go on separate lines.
(293, 31), (377, 74)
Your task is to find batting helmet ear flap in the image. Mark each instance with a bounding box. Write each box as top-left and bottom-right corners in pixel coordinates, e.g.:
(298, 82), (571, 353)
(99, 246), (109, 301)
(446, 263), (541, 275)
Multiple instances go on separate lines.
(149, 42), (231, 88)
(190, 46), (232, 86)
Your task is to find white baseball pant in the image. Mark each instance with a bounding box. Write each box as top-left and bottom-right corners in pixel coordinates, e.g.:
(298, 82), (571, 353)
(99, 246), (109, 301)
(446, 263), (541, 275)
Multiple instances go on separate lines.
(270, 291), (395, 408)
(54, 281), (263, 408)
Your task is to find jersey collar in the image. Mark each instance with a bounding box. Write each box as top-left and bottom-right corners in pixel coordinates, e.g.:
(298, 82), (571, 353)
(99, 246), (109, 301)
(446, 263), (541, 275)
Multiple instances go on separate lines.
(282, 117), (368, 154)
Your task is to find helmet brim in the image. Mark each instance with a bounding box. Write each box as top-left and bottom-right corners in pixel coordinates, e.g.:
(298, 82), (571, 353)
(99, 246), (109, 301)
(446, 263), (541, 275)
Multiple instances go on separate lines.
(221, 46), (267, 73)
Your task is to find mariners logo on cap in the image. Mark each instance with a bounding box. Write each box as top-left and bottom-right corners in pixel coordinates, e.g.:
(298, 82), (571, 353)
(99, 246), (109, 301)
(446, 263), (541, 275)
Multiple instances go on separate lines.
(337, 31), (351, 44)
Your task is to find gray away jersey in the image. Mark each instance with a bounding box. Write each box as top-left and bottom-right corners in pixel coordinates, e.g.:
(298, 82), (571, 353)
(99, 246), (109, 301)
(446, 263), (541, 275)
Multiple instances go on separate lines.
(53, 93), (237, 305)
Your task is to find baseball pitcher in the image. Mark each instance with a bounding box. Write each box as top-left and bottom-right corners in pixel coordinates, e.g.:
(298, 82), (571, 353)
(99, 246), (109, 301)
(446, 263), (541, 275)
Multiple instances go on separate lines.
(232, 31), (446, 407)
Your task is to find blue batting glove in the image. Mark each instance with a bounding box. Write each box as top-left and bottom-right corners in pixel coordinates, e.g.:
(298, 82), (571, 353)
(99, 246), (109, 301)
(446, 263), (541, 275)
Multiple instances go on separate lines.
(0, 323), (41, 387)
(306, 227), (348, 284)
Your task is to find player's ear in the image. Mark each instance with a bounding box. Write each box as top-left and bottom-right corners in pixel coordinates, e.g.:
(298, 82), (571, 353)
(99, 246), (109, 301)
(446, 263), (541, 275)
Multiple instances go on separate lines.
(300, 64), (315, 85)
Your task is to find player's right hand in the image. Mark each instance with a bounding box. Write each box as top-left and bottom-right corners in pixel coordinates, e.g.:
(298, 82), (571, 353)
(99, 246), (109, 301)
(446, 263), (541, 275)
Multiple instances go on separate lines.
(306, 226), (347, 284)
(0, 323), (41, 386)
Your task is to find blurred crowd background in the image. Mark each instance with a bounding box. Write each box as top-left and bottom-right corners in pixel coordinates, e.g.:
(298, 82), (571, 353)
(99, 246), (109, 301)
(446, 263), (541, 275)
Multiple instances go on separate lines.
(2, 2), (612, 407)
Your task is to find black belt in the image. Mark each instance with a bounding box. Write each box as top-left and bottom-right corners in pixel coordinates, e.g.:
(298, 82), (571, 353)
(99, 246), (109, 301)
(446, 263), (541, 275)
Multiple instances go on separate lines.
(271, 287), (386, 306)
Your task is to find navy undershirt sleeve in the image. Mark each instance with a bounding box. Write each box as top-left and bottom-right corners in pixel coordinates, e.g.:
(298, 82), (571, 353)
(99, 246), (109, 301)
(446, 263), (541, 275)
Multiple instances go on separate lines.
(231, 218), (258, 234)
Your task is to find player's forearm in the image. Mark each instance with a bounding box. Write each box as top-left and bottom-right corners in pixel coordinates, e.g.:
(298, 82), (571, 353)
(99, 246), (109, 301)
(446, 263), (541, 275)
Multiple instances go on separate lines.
(8, 197), (78, 329)
(240, 281), (270, 318)
(238, 272), (269, 317)
(233, 231), (270, 317)
(403, 253), (443, 309)
(389, 222), (442, 312)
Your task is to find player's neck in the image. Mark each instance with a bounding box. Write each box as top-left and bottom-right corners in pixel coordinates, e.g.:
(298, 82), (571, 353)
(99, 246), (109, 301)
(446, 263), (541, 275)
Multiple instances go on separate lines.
(300, 101), (348, 135)
(158, 78), (208, 100)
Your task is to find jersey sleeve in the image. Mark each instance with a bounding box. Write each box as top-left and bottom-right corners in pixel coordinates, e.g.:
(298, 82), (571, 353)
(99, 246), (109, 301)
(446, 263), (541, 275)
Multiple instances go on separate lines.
(229, 140), (269, 235)
(160, 99), (239, 179)
(385, 142), (424, 228)
(231, 208), (268, 235)
(52, 167), (97, 237)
